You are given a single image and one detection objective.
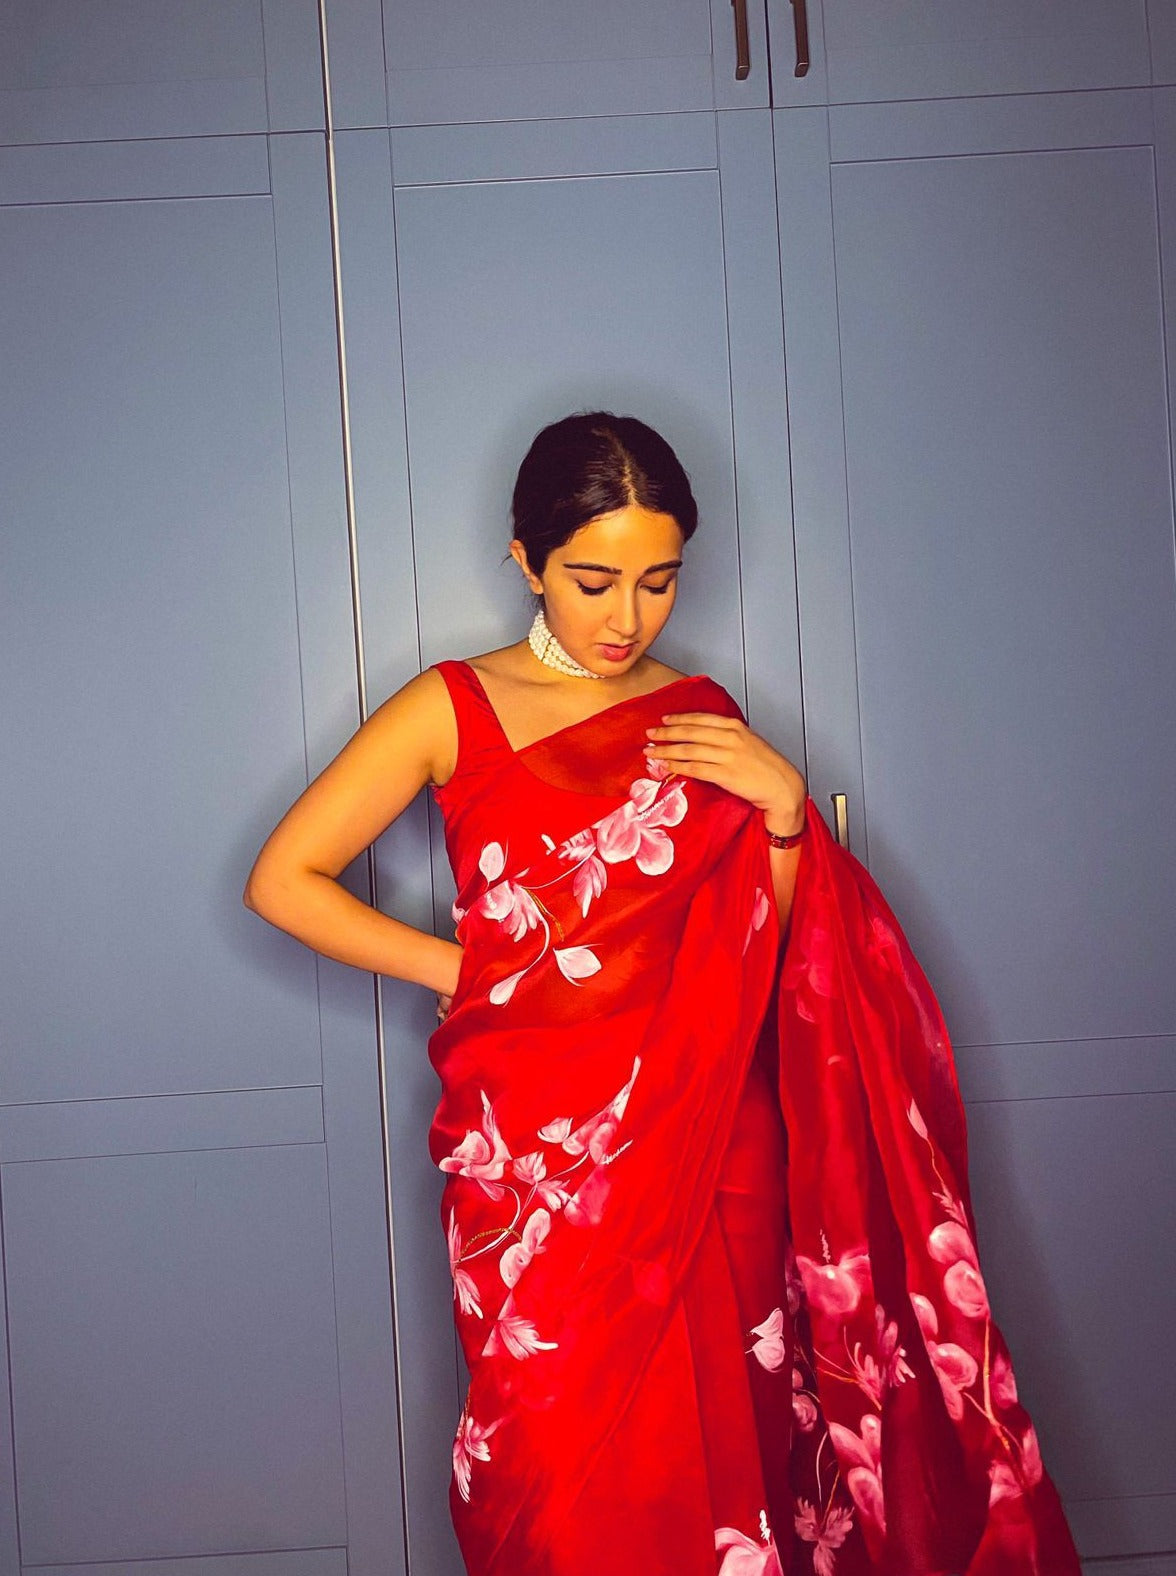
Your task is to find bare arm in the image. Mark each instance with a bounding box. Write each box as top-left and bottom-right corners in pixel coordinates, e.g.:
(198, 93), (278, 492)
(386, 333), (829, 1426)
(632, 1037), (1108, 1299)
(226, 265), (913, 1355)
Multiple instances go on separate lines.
(243, 667), (462, 997)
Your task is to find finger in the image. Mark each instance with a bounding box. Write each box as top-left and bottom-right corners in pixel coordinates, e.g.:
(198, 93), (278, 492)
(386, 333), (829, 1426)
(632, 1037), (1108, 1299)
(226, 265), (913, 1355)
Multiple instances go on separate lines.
(645, 742), (732, 765)
(656, 712), (742, 728)
(646, 724), (737, 750)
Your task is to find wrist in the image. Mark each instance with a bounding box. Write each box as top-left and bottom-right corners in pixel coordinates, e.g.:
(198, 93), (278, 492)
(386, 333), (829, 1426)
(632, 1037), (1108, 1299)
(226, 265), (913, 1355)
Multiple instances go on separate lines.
(763, 795), (806, 840)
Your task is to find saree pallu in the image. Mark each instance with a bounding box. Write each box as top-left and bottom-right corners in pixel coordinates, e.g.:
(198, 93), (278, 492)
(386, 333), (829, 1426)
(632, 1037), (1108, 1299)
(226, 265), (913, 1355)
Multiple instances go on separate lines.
(429, 660), (1080, 1576)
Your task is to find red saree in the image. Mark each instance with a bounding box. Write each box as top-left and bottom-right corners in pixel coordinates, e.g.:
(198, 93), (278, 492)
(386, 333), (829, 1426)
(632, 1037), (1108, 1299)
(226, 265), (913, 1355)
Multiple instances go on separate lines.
(428, 660), (1080, 1576)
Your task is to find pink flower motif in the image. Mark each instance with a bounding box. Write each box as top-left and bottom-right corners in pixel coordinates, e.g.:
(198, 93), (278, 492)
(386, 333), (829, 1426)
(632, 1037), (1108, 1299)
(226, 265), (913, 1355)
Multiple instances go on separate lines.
(743, 886), (772, 955)
(714, 1521), (785, 1576)
(991, 1349), (1018, 1409)
(927, 1220), (990, 1319)
(944, 1261), (989, 1320)
(784, 1242), (805, 1317)
(748, 1307), (787, 1372)
(561, 1056), (640, 1165)
(499, 1207), (551, 1288)
(871, 1303), (915, 1393)
(796, 1247), (872, 1319)
(452, 1407), (500, 1503)
(988, 1423), (1044, 1505)
(1020, 1421), (1044, 1487)
(906, 1097), (929, 1139)
(781, 922), (836, 1022)
(446, 1209), (483, 1320)
(564, 1163), (611, 1227)
(794, 1499), (855, 1576)
(478, 842), (506, 881)
(792, 1367), (818, 1432)
(511, 1150), (571, 1212)
(595, 778), (687, 875)
(483, 1293), (557, 1360)
(829, 1414), (886, 1534)
(477, 878), (542, 942)
(927, 1220), (978, 1270)
(910, 1292), (978, 1419)
(537, 1116), (573, 1144)
(439, 1091), (512, 1199)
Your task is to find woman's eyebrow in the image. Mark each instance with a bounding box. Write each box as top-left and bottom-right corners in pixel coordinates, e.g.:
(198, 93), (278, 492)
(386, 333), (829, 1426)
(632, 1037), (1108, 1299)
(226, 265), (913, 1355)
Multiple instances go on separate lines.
(563, 559), (683, 574)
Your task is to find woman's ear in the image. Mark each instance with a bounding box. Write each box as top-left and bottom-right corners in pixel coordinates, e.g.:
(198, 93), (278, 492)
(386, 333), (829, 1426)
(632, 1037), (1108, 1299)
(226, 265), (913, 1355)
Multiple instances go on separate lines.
(508, 539), (544, 595)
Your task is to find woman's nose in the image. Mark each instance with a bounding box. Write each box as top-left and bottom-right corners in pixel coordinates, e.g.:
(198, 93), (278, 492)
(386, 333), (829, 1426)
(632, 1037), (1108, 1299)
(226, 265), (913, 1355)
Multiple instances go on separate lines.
(608, 592), (639, 639)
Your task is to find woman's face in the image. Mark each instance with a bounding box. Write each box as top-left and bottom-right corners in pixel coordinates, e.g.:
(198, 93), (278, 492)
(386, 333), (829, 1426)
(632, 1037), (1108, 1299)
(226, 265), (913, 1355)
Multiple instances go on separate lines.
(511, 503), (685, 677)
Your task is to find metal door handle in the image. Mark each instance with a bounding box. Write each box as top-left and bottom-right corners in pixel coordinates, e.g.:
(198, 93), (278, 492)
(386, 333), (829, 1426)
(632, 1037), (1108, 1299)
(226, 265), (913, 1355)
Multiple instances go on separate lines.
(830, 792), (850, 850)
(791, 0), (811, 76)
(731, 0), (751, 79)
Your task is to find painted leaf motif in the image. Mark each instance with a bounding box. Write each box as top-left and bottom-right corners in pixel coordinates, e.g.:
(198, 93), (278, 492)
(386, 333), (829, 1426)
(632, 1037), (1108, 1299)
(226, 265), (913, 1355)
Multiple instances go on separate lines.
(499, 1207), (552, 1288)
(749, 1307), (787, 1372)
(795, 1500), (854, 1576)
(484, 1295), (558, 1360)
(571, 854), (607, 917)
(554, 945), (602, 984)
(452, 1409), (500, 1503)
(489, 967), (527, 1006)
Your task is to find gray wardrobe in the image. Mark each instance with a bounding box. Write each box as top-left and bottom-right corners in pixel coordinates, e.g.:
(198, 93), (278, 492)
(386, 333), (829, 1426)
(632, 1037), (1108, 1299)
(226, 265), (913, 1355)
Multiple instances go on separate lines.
(2, 3), (1174, 1574)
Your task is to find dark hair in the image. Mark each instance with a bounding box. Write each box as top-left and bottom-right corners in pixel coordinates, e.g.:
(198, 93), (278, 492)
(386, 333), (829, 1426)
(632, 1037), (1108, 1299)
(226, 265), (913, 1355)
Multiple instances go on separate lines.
(511, 412), (698, 576)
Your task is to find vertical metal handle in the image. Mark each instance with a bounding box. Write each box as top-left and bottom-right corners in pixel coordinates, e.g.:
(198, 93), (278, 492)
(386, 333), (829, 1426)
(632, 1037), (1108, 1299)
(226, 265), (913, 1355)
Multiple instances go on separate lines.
(731, 0), (751, 79)
(791, 0), (811, 77)
(830, 792), (850, 850)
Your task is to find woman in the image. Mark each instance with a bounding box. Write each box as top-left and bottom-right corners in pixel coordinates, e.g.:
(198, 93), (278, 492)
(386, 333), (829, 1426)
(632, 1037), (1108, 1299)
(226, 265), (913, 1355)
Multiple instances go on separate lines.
(245, 413), (1080, 1575)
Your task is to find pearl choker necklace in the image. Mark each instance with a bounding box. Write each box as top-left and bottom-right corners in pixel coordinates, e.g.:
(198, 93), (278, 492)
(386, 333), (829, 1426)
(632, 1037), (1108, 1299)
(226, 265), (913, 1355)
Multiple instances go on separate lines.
(527, 608), (605, 679)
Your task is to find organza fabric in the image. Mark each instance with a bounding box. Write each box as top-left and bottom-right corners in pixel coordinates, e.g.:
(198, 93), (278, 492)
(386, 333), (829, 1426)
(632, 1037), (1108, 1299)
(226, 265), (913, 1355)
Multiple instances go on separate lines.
(428, 660), (1080, 1576)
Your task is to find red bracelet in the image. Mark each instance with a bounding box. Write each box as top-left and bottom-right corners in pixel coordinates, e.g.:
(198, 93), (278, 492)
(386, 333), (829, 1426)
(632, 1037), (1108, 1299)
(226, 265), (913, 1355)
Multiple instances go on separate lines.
(765, 818), (806, 850)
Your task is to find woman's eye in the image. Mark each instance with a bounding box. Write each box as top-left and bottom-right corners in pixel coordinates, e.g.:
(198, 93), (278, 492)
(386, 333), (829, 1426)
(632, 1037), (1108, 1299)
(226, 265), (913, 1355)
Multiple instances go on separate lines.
(574, 582), (609, 597)
(642, 581), (675, 596)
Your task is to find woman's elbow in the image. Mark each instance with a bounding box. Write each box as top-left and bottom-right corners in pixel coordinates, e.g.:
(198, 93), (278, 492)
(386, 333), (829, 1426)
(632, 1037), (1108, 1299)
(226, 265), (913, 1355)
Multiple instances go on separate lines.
(242, 857), (284, 919)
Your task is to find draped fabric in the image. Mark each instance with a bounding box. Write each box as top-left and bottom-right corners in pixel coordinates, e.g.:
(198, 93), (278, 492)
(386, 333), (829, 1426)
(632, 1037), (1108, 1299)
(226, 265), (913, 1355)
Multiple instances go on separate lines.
(428, 660), (1080, 1576)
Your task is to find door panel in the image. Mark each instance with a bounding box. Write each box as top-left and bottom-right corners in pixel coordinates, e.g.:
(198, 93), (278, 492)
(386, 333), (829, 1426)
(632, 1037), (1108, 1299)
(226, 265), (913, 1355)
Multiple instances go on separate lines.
(0, 0), (323, 142)
(775, 87), (1176, 1558)
(336, 107), (797, 1575)
(965, 1093), (1176, 1555)
(768, 0), (1151, 106)
(326, 0), (770, 126)
(0, 133), (403, 1574)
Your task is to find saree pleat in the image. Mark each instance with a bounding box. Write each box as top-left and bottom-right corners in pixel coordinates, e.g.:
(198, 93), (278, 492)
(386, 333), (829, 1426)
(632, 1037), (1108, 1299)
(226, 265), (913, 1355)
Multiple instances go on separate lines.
(428, 659), (1081, 1576)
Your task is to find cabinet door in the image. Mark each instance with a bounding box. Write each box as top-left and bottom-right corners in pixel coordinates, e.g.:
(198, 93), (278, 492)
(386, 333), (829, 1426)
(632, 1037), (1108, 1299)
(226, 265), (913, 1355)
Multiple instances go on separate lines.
(0, 0), (322, 140)
(334, 105), (798, 1576)
(767, 0), (1155, 106)
(323, 0), (771, 128)
(775, 86), (1176, 1564)
(0, 135), (402, 1575)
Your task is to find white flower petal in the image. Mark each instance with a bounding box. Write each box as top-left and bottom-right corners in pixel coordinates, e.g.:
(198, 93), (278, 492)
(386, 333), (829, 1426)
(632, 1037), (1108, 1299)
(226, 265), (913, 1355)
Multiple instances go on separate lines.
(478, 841), (506, 881)
(489, 968), (526, 1006)
(554, 945), (602, 983)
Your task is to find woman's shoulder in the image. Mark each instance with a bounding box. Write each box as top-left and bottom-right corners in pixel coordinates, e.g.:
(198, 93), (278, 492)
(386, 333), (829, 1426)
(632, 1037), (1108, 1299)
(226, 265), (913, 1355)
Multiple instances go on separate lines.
(668, 669), (745, 720)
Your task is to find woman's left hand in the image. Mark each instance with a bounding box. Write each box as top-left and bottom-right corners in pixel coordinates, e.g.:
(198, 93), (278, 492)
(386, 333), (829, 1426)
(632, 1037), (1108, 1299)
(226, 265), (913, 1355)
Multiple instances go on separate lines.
(644, 712), (807, 835)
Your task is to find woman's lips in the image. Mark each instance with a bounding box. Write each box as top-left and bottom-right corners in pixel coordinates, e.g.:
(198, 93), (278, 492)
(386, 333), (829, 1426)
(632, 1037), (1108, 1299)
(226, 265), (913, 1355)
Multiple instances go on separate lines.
(599, 643), (636, 662)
